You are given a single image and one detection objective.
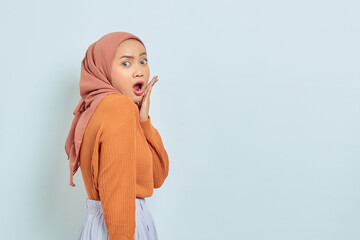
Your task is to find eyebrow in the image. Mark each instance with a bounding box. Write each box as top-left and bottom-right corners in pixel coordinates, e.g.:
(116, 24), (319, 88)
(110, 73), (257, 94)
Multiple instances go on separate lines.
(119, 52), (147, 59)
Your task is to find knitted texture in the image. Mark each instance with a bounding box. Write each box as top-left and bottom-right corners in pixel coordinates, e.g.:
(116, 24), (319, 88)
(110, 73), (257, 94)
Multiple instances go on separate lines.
(79, 93), (169, 240)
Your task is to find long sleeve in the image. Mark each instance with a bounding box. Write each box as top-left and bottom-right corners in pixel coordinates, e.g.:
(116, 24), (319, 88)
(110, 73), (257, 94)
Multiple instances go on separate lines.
(139, 115), (169, 188)
(98, 95), (138, 240)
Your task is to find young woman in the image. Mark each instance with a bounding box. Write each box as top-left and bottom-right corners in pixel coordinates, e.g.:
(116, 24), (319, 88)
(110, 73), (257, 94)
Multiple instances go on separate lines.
(64, 32), (169, 240)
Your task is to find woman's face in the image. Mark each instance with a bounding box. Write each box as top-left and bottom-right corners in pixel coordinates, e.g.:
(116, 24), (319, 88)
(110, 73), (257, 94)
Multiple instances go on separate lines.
(110, 39), (150, 104)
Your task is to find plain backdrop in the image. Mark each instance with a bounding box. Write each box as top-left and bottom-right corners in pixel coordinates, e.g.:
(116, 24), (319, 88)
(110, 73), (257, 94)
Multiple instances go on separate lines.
(0, 0), (359, 239)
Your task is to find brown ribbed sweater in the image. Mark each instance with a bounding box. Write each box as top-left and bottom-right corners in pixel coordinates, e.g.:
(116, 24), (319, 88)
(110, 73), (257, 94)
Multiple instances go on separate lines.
(79, 93), (169, 240)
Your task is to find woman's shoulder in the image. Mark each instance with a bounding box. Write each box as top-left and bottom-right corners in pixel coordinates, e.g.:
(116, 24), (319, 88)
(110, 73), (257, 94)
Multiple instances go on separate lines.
(100, 93), (135, 107)
(96, 93), (139, 125)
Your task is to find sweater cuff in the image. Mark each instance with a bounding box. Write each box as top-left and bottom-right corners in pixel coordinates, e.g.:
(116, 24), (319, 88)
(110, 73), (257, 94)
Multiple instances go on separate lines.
(139, 115), (152, 133)
(107, 222), (135, 240)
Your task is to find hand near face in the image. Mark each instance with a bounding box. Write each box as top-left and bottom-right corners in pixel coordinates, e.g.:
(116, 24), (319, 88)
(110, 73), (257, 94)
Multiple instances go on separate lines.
(137, 75), (159, 122)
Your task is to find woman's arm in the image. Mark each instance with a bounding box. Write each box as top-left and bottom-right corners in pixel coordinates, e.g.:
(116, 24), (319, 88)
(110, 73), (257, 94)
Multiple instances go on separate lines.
(140, 115), (169, 188)
(98, 95), (138, 240)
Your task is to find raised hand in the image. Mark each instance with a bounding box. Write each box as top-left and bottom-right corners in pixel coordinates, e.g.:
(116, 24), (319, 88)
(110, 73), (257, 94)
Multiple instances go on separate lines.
(137, 75), (159, 122)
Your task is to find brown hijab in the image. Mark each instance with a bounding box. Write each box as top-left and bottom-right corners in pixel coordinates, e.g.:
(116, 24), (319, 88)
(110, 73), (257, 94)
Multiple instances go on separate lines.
(64, 32), (145, 187)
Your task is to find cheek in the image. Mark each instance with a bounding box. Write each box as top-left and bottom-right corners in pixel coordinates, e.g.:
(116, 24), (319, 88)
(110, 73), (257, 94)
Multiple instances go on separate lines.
(144, 68), (150, 78)
(111, 66), (126, 80)
(110, 67), (129, 89)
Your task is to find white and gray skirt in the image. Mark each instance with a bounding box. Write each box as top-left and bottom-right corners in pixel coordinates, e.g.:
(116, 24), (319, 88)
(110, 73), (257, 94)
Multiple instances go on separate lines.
(77, 197), (159, 240)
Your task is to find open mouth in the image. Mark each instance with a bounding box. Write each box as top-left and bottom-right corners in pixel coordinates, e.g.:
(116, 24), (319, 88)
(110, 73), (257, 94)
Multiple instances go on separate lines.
(133, 81), (144, 95)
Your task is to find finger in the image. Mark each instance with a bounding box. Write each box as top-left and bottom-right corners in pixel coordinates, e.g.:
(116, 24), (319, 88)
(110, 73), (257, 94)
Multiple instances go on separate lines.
(148, 78), (158, 96)
(143, 80), (151, 96)
(146, 76), (158, 90)
(153, 78), (158, 85)
(143, 85), (153, 104)
(147, 83), (154, 98)
(143, 86), (150, 101)
(144, 79), (155, 97)
(149, 76), (158, 88)
(144, 76), (158, 99)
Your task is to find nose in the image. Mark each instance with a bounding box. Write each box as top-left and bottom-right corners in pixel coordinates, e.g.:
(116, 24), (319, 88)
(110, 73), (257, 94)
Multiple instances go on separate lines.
(133, 62), (143, 78)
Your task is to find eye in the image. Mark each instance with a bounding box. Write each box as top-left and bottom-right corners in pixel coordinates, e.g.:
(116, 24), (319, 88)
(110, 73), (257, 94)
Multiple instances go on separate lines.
(140, 59), (147, 65)
(122, 61), (130, 67)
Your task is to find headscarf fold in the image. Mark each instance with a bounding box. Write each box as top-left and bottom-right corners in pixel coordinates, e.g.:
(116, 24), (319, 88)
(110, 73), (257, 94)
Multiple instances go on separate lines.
(65, 32), (145, 187)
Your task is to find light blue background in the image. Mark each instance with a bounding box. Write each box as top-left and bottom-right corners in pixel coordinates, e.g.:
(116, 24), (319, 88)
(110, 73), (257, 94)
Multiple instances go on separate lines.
(1, 0), (359, 239)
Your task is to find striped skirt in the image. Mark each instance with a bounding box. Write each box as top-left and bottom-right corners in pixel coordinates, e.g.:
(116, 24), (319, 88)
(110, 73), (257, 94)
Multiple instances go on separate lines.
(77, 197), (159, 240)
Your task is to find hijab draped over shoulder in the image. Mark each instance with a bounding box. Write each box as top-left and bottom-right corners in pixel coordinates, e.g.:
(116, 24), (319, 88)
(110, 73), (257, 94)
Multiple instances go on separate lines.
(64, 32), (145, 187)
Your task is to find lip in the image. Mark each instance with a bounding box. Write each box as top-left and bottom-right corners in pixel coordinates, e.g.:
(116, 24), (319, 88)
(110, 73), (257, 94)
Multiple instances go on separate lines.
(133, 81), (144, 96)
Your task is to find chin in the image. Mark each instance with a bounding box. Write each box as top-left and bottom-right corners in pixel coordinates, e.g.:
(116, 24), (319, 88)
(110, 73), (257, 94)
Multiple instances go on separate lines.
(131, 94), (143, 103)
(124, 89), (143, 103)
